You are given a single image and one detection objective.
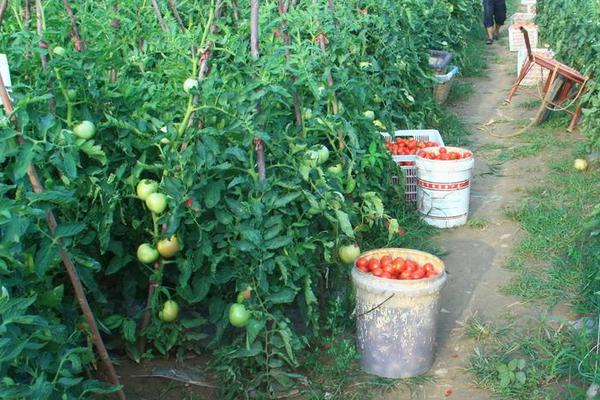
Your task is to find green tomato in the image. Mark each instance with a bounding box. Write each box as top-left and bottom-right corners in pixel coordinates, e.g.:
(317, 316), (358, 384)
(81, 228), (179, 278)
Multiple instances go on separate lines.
(0, 116), (10, 128)
(137, 243), (159, 264)
(66, 89), (77, 100)
(73, 121), (96, 139)
(363, 110), (375, 121)
(136, 179), (159, 200)
(338, 244), (360, 264)
(52, 46), (66, 56)
(145, 192), (167, 214)
(317, 145), (330, 164)
(159, 300), (179, 322)
(302, 108), (312, 121)
(183, 78), (198, 93)
(327, 163), (343, 175)
(229, 303), (251, 328)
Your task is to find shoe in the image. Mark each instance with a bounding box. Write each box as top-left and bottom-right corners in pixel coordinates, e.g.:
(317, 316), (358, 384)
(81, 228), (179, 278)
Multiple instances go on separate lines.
(493, 33), (499, 40)
(486, 38), (493, 45)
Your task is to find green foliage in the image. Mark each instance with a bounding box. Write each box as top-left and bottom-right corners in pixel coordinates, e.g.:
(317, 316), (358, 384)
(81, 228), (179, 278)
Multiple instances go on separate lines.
(0, 0), (481, 397)
(537, 0), (600, 148)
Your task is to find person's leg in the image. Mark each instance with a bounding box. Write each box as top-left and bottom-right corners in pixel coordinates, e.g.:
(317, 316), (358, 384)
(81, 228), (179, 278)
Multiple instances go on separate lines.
(483, 0), (495, 44)
(493, 0), (507, 39)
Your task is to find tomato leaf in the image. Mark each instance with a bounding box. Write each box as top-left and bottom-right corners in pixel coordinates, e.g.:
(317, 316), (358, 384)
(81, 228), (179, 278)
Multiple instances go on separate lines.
(335, 210), (355, 239)
(246, 318), (266, 349)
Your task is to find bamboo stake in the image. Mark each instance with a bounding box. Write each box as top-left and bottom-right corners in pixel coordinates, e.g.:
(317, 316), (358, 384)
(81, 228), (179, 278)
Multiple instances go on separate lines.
(0, 74), (126, 400)
(0, 0), (8, 27)
(23, 0), (31, 31)
(109, 4), (119, 83)
(276, 0), (302, 128)
(166, 0), (185, 32)
(250, 0), (266, 183)
(62, 0), (85, 51)
(150, 0), (168, 32)
(34, 0), (47, 69)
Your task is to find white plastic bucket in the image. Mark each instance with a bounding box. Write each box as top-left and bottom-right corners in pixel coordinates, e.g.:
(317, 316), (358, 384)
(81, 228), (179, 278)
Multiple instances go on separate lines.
(352, 248), (447, 378)
(416, 147), (474, 228)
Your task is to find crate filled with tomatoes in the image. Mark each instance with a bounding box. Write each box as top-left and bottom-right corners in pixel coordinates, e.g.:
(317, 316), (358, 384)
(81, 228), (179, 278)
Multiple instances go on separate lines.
(380, 130), (445, 204)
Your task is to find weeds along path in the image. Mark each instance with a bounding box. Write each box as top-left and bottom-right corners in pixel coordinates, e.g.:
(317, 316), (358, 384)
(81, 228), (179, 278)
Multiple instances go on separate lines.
(387, 32), (558, 399)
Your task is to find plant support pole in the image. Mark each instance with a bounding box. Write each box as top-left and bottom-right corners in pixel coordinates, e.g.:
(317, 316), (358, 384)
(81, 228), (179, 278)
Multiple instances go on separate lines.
(62, 0), (85, 51)
(250, 0), (266, 182)
(0, 0), (8, 27)
(150, 0), (168, 32)
(0, 75), (126, 400)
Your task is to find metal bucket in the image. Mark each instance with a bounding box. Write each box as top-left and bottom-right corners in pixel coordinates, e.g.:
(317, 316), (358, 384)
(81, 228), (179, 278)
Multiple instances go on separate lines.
(352, 248), (447, 378)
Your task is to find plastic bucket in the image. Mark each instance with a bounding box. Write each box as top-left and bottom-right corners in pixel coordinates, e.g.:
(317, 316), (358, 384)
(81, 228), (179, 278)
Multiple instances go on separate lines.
(416, 147), (474, 228)
(352, 248), (447, 379)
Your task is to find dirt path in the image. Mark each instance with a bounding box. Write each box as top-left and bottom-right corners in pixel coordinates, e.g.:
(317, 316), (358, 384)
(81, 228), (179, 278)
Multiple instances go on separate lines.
(386, 29), (552, 400)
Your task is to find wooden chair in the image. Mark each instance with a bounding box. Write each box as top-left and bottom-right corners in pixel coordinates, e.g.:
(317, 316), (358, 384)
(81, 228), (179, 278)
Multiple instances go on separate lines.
(506, 27), (591, 132)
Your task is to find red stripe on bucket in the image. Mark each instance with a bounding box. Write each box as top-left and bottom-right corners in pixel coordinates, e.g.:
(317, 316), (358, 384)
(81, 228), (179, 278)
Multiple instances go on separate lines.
(418, 212), (469, 220)
(417, 178), (470, 191)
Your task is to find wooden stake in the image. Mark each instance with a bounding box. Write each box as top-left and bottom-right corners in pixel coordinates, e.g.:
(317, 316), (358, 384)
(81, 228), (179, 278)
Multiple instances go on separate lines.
(34, 0), (47, 70)
(0, 0), (8, 27)
(167, 0), (185, 32)
(0, 74), (126, 400)
(150, 0), (168, 32)
(250, 0), (266, 183)
(62, 0), (85, 51)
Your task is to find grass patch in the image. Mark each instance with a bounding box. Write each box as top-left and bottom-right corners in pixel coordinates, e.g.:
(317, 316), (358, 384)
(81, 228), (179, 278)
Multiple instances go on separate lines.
(447, 80), (474, 104)
(467, 316), (598, 400)
(467, 217), (490, 230)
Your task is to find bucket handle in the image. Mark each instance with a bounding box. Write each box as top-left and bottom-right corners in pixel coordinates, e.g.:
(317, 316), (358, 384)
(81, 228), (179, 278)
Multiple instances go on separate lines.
(356, 294), (395, 318)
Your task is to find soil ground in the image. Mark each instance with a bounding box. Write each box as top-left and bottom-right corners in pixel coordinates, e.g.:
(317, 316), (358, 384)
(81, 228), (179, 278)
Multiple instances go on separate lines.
(385, 27), (570, 400)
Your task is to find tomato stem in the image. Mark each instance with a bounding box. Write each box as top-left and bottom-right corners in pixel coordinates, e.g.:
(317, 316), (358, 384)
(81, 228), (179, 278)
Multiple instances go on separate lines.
(53, 68), (73, 127)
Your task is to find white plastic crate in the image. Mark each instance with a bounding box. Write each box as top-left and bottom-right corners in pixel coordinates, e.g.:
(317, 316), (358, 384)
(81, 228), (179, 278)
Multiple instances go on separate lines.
(0, 54), (12, 93)
(380, 130), (445, 204)
(509, 12), (535, 25)
(526, 4), (536, 14)
(517, 47), (554, 86)
(509, 22), (538, 52)
(521, 0), (536, 5)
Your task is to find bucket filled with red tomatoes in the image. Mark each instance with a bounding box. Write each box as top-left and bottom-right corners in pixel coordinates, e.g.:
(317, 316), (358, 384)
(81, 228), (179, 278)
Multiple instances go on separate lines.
(416, 146), (474, 228)
(351, 248), (447, 378)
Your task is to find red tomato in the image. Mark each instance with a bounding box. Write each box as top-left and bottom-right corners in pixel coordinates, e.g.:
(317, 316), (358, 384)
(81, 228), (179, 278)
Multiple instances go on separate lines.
(358, 264), (369, 272)
(423, 263), (435, 273)
(412, 268), (425, 279)
(380, 255), (392, 267)
(381, 272), (393, 279)
(392, 257), (405, 271)
(368, 259), (380, 271)
(439, 153), (449, 160)
(399, 271), (410, 280)
(405, 260), (417, 273)
(357, 258), (369, 269)
(463, 151), (472, 158)
(449, 152), (460, 160)
(371, 268), (383, 277)
(383, 265), (395, 275)
(439, 147), (447, 154)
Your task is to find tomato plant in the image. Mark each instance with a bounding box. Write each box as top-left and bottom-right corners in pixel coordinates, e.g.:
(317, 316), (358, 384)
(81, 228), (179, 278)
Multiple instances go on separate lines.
(0, 0), (481, 397)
